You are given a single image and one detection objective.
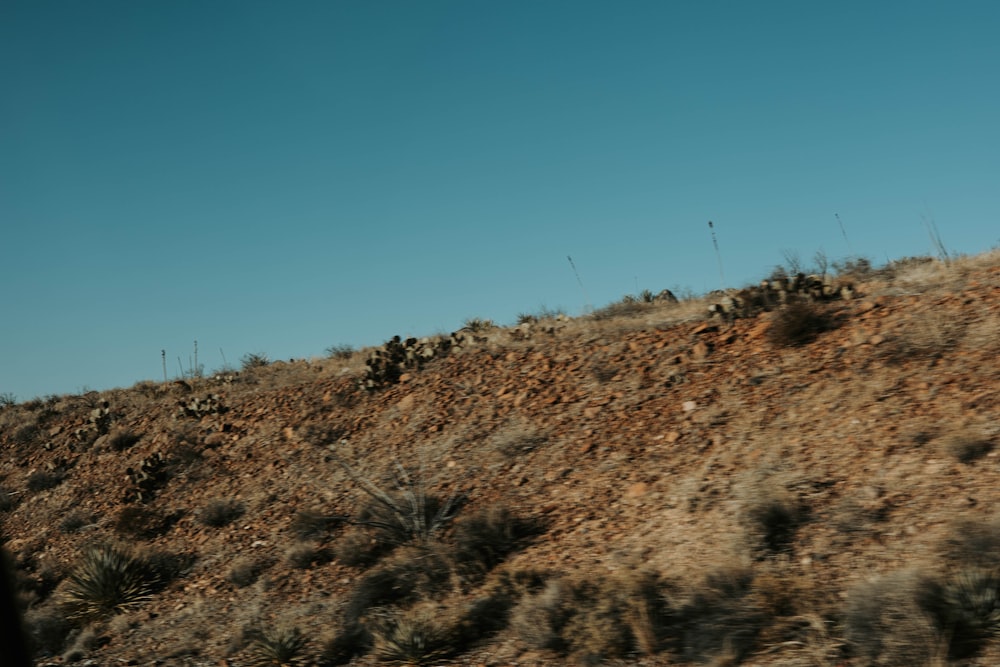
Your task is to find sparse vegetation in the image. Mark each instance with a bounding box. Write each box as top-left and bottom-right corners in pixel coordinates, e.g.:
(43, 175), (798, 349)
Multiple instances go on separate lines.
(198, 498), (245, 528)
(245, 626), (309, 667)
(766, 299), (833, 346)
(26, 470), (64, 492)
(943, 432), (994, 464)
(62, 544), (158, 620)
(241, 352), (270, 370)
(326, 344), (355, 359)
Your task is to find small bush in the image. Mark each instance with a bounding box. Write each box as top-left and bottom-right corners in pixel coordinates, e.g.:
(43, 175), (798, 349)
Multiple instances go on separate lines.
(333, 529), (386, 568)
(286, 542), (332, 569)
(59, 511), (94, 534)
(114, 506), (175, 539)
(0, 486), (19, 512)
(767, 300), (833, 346)
(62, 544), (157, 620)
(26, 470), (64, 492)
(941, 568), (1000, 659)
(370, 606), (454, 666)
(245, 626), (309, 667)
(452, 505), (542, 574)
(946, 518), (1000, 569)
(844, 569), (949, 666)
(289, 509), (338, 540)
(326, 344), (355, 360)
(511, 570), (672, 662)
(227, 557), (271, 588)
(241, 352), (270, 371)
(462, 317), (495, 333)
(744, 491), (807, 554)
(22, 605), (74, 658)
(107, 429), (141, 452)
(343, 547), (454, 630)
(943, 433), (994, 464)
(673, 567), (765, 664)
(198, 499), (245, 528)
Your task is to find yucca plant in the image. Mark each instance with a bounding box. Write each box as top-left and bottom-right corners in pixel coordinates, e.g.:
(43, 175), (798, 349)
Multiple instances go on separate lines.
(944, 568), (1000, 658)
(370, 608), (453, 666)
(246, 626), (310, 667)
(63, 543), (157, 620)
(330, 453), (462, 547)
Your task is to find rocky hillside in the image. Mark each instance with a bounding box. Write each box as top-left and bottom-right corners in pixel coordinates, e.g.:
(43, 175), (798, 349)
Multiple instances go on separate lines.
(2, 251), (1000, 667)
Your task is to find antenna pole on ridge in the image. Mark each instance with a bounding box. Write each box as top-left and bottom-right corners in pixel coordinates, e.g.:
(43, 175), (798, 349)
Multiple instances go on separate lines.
(708, 221), (725, 291)
(567, 255), (593, 314)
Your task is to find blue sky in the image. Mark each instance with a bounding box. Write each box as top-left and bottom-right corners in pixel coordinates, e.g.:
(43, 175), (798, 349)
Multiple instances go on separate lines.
(2, 1), (998, 400)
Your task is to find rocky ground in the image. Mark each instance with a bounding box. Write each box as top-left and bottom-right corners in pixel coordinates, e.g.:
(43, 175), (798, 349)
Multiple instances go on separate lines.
(2, 251), (999, 666)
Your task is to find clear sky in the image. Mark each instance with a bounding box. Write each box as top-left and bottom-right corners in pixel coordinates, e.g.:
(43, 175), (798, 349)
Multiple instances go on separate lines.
(2, 1), (998, 401)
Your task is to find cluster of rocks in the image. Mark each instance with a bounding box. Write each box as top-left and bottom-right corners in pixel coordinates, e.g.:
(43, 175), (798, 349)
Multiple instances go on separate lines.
(72, 401), (113, 444)
(361, 332), (477, 391)
(708, 273), (855, 322)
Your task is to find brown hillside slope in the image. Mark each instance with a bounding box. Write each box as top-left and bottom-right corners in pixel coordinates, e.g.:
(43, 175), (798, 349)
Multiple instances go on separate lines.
(2, 252), (999, 666)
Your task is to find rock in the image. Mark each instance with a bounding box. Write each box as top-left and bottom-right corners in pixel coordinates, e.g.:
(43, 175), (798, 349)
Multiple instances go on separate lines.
(682, 400), (698, 412)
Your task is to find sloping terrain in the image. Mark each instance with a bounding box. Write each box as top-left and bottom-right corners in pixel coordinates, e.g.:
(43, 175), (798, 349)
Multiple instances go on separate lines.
(2, 252), (1000, 667)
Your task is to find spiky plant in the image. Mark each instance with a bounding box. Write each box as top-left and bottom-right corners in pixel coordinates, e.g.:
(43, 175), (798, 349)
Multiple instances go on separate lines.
(330, 454), (462, 547)
(944, 568), (1000, 657)
(63, 544), (157, 620)
(246, 626), (310, 667)
(371, 608), (453, 666)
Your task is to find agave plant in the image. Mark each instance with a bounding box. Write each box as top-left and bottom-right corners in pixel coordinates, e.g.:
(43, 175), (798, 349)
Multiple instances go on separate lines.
(371, 608), (452, 666)
(63, 543), (157, 620)
(246, 626), (310, 667)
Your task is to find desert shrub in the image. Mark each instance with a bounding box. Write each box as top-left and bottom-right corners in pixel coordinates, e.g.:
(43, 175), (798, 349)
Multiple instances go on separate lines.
(286, 542), (332, 569)
(107, 428), (141, 452)
(489, 423), (548, 457)
(62, 544), (158, 620)
(343, 547), (454, 629)
(767, 299), (833, 346)
(462, 317), (494, 332)
(946, 517), (1000, 569)
(673, 567), (765, 664)
(325, 344), (355, 360)
(289, 509), (338, 540)
(245, 626), (309, 667)
(227, 556), (272, 588)
(591, 299), (648, 321)
(333, 528), (386, 568)
(511, 570), (672, 662)
(833, 256), (876, 281)
(452, 505), (542, 574)
(0, 486), (19, 512)
(22, 605), (74, 658)
(114, 505), (174, 539)
(843, 569), (950, 666)
(0, 392), (16, 407)
(744, 490), (808, 555)
(370, 605), (455, 666)
(59, 511), (94, 534)
(333, 457), (462, 548)
(240, 352), (270, 370)
(198, 499), (245, 528)
(941, 568), (1000, 659)
(26, 470), (64, 492)
(942, 433), (994, 464)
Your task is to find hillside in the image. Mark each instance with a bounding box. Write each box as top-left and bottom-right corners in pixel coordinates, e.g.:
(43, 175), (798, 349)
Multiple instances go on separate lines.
(2, 251), (1000, 667)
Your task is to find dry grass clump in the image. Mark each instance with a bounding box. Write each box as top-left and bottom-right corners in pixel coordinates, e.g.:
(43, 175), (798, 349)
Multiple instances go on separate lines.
(26, 470), (64, 492)
(369, 604), (456, 665)
(451, 505), (542, 575)
(289, 508), (339, 540)
(106, 428), (141, 452)
(766, 299), (834, 346)
(743, 487), (808, 555)
(226, 556), (273, 588)
(945, 517), (1000, 569)
(0, 486), (20, 512)
(113, 505), (175, 539)
(941, 431), (994, 464)
(880, 312), (965, 364)
(198, 498), (245, 527)
(22, 605), (75, 658)
(333, 528), (386, 568)
(285, 542), (332, 569)
(511, 569), (672, 663)
(673, 567), (766, 664)
(58, 510), (94, 534)
(489, 421), (549, 457)
(62, 543), (158, 620)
